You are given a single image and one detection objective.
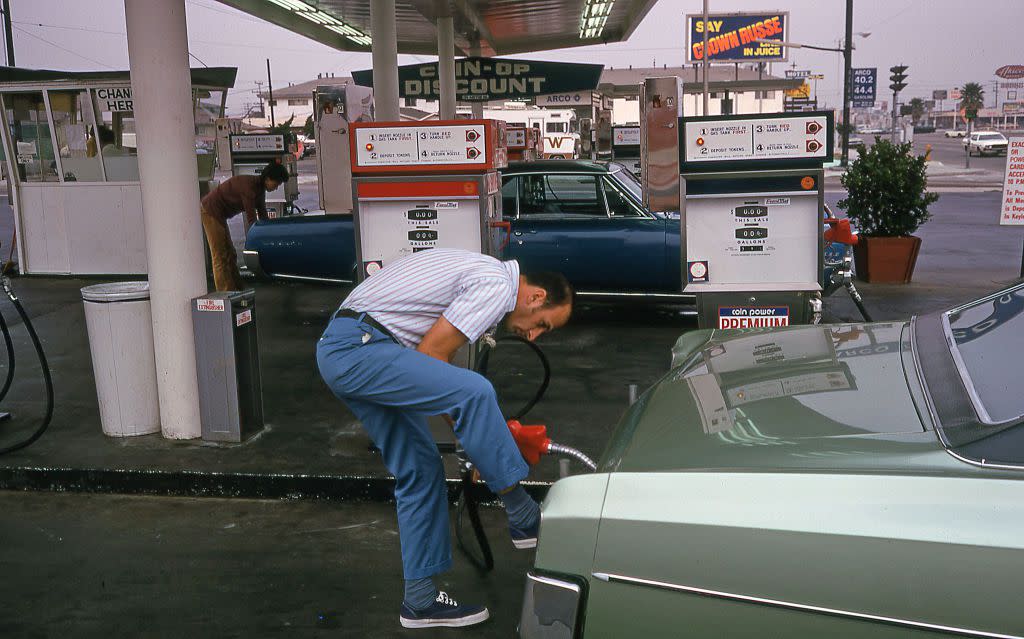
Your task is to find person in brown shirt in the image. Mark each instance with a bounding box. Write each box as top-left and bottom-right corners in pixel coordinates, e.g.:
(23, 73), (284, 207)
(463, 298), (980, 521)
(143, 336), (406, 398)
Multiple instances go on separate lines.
(200, 161), (290, 291)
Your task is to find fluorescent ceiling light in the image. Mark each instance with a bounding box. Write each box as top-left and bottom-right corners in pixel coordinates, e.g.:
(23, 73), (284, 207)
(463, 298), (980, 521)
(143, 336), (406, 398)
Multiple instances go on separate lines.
(266, 0), (370, 45)
(579, 0), (614, 39)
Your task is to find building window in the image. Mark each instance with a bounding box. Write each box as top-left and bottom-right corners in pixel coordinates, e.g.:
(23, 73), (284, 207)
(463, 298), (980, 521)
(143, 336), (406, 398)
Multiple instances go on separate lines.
(709, 92), (719, 99)
(1009, 91), (1018, 101)
(756, 91), (776, 99)
(287, 98), (306, 106)
(625, 95), (638, 102)
(404, 97), (417, 107)
(267, 99), (277, 107)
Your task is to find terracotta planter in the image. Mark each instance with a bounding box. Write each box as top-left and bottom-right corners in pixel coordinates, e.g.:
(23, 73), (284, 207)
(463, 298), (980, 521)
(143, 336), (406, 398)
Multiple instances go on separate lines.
(853, 236), (922, 283)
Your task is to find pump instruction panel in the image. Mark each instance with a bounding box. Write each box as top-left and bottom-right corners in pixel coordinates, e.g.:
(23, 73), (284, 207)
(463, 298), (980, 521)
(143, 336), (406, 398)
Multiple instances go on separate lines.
(231, 135), (285, 152)
(355, 124), (488, 167)
(684, 190), (820, 292)
(682, 113), (830, 165)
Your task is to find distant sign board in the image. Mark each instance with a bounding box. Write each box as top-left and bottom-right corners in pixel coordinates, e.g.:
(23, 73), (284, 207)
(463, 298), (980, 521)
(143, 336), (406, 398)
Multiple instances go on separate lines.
(681, 112), (831, 165)
(785, 82), (810, 99)
(786, 69), (810, 79)
(1004, 102), (1023, 115)
(995, 65), (1024, 80)
(536, 91), (591, 107)
(1001, 137), (1024, 226)
(352, 57), (603, 102)
(933, 89), (948, 100)
(95, 87), (133, 112)
(950, 88), (962, 100)
(612, 126), (641, 146)
(851, 68), (876, 108)
(686, 12), (789, 63)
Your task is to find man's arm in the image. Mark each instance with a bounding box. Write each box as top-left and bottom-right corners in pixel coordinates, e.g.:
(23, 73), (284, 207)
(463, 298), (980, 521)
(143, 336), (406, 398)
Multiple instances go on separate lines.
(417, 315), (468, 363)
(242, 191), (260, 227)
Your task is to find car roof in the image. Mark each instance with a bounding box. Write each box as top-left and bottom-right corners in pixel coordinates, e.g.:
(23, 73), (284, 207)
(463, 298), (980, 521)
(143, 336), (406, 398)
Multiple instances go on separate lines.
(503, 159), (611, 174)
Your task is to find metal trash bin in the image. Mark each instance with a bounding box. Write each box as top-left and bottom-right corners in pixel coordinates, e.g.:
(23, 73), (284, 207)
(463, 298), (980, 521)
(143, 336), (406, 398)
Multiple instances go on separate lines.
(81, 282), (161, 437)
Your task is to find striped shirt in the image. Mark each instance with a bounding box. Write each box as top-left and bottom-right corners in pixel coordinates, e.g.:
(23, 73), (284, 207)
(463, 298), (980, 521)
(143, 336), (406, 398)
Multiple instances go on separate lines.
(340, 249), (520, 348)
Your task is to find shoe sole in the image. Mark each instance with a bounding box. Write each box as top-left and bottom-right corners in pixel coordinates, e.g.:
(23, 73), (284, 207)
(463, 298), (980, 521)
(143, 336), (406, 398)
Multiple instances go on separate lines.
(400, 609), (490, 628)
(513, 537), (537, 550)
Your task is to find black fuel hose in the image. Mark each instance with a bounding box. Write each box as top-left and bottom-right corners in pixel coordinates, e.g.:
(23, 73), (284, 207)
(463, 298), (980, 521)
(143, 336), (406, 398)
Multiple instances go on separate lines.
(0, 276), (55, 456)
(455, 334), (552, 572)
(0, 309), (14, 402)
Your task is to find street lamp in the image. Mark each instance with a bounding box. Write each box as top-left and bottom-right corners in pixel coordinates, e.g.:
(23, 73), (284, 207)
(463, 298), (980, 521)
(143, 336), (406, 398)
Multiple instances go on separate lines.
(755, 24), (870, 168)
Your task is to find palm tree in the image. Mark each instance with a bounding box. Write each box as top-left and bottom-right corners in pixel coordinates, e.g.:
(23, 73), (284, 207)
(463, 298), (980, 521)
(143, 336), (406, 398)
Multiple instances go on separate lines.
(908, 98), (925, 125)
(958, 82), (985, 133)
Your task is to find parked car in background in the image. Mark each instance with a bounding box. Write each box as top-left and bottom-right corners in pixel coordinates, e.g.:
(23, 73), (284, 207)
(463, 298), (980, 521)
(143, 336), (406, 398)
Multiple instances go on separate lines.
(963, 131), (1008, 156)
(244, 160), (691, 301)
(520, 282), (1024, 639)
(244, 160), (845, 303)
(297, 134), (316, 157)
(944, 128), (967, 138)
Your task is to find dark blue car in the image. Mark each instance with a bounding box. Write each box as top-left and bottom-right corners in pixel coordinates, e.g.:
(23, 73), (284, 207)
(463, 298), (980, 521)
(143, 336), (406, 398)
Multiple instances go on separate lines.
(243, 160), (692, 301)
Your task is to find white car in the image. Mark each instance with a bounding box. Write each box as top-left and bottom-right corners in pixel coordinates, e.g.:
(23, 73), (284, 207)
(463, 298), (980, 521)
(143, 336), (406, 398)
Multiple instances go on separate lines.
(963, 131), (1008, 155)
(944, 129), (966, 138)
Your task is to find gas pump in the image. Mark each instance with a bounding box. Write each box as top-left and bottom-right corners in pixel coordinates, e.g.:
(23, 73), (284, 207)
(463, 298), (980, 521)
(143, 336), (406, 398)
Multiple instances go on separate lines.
(314, 84), (374, 214)
(348, 119), (508, 278)
(678, 111), (833, 328)
(611, 125), (641, 176)
(228, 133), (299, 217)
(506, 126), (542, 162)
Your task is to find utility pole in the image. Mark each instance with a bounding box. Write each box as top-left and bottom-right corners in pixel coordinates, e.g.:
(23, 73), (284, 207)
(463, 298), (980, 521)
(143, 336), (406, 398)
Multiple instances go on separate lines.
(841, 0), (853, 166)
(266, 58), (276, 128)
(1, 0), (14, 66)
(701, 0), (709, 116)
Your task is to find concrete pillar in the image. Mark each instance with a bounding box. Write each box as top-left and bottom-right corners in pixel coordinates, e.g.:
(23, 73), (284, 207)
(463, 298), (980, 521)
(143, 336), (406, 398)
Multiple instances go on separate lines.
(470, 40), (483, 118)
(370, 0), (400, 121)
(437, 16), (456, 120)
(124, 0), (205, 439)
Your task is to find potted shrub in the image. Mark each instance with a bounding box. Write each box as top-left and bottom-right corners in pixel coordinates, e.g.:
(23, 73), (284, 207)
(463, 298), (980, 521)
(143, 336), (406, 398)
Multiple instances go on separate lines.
(838, 137), (939, 283)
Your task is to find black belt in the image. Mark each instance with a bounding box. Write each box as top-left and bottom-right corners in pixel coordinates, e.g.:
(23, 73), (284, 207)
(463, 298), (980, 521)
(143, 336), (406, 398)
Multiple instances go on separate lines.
(334, 308), (398, 343)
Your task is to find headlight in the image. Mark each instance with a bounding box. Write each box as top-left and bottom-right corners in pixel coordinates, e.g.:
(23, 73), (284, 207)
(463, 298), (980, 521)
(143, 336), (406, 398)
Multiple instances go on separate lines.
(518, 571), (585, 639)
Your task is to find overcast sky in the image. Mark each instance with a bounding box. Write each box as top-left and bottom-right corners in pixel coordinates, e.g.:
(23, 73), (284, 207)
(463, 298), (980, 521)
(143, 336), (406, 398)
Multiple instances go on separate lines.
(7, 0), (1022, 115)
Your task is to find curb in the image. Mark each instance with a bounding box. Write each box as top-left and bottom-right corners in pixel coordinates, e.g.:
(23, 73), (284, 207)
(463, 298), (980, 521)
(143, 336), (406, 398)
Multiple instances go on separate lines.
(0, 466), (552, 504)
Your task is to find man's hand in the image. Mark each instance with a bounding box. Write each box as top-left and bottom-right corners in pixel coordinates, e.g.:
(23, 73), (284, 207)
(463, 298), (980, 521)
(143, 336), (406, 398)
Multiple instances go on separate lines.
(417, 315), (467, 363)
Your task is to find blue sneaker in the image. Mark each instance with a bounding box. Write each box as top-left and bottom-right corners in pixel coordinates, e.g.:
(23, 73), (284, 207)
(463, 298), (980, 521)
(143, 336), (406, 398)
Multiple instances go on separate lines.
(510, 517), (540, 550)
(399, 591), (490, 628)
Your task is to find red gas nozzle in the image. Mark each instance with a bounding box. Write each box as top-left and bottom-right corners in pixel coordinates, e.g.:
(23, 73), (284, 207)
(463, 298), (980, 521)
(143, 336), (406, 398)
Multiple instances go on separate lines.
(824, 218), (858, 245)
(506, 419), (551, 466)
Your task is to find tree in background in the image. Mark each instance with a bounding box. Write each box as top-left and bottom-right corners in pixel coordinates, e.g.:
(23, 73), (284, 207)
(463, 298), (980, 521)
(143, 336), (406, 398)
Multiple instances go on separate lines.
(908, 98), (925, 125)
(303, 115), (314, 139)
(268, 114), (295, 135)
(958, 83), (985, 133)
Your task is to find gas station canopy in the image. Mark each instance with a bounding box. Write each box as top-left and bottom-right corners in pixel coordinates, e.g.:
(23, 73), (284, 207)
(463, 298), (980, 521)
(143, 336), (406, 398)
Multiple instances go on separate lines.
(215, 0), (658, 55)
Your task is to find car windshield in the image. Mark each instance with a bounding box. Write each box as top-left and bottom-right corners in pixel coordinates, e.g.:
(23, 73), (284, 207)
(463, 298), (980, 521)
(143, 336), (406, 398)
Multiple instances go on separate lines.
(978, 134), (1005, 141)
(943, 285), (1024, 424)
(607, 163), (642, 202)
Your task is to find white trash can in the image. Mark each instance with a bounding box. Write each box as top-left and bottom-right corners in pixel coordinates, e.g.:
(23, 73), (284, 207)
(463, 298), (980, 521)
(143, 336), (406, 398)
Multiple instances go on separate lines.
(81, 282), (161, 437)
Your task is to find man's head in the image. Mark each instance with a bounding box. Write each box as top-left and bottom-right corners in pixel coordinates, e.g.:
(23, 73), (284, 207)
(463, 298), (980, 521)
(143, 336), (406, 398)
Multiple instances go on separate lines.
(260, 161), (290, 191)
(505, 271), (574, 341)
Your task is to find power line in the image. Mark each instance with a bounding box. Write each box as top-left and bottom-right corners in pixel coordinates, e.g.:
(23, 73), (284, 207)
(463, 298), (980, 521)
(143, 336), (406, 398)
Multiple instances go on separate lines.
(189, 51), (209, 68)
(13, 25), (117, 69)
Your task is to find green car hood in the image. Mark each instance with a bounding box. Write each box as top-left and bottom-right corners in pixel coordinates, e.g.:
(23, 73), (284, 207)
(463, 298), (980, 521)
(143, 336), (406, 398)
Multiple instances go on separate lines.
(600, 322), (951, 474)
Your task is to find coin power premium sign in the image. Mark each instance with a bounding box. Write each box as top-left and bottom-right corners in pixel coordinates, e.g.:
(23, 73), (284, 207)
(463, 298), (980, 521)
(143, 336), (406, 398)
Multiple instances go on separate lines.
(686, 12), (789, 63)
(851, 68), (876, 108)
(1001, 137), (1024, 227)
(352, 58), (603, 102)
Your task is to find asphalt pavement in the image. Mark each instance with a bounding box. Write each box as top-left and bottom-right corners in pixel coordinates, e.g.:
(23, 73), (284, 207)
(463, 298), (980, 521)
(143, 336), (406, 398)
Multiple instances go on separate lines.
(0, 491), (534, 638)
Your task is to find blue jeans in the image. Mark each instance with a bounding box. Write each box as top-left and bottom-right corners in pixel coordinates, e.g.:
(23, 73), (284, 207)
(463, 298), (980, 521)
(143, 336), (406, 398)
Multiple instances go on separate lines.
(315, 316), (529, 579)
